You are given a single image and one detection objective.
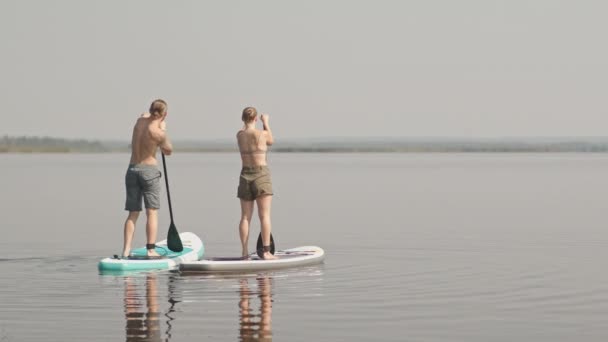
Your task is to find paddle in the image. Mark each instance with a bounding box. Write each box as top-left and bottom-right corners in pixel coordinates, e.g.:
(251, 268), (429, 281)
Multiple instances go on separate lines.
(256, 232), (276, 258)
(162, 153), (183, 252)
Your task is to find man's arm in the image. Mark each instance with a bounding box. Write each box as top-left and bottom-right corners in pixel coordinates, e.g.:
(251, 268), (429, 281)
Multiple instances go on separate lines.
(261, 114), (274, 146)
(158, 121), (173, 155)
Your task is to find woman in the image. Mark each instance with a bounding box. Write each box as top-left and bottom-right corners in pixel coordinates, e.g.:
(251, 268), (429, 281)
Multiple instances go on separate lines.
(236, 107), (277, 260)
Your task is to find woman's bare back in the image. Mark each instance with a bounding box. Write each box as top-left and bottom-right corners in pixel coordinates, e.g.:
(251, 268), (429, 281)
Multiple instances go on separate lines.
(237, 128), (268, 167)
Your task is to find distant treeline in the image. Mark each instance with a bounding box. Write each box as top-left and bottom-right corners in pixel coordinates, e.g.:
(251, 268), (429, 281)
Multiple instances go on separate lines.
(2, 135), (608, 153)
(272, 139), (608, 153)
(0, 136), (107, 153)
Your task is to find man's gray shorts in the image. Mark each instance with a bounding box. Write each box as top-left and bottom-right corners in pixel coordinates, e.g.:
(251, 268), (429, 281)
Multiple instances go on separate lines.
(125, 164), (162, 211)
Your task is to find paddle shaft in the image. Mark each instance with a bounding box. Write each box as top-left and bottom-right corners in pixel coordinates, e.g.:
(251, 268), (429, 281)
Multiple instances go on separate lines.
(161, 153), (183, 252)
(161, 153), (174, 222)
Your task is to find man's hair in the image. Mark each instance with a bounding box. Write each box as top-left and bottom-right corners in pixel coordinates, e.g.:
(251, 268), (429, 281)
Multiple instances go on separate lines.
(242, 107), (257, 123)
(149, 99), (168, 117)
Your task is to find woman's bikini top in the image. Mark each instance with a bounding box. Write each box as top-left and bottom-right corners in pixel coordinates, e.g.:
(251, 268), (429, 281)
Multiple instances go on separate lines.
(239, 130), (267, 156)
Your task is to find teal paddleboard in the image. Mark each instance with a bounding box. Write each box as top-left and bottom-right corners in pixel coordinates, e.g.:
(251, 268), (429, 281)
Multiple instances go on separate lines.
(98, 232), (204, 273)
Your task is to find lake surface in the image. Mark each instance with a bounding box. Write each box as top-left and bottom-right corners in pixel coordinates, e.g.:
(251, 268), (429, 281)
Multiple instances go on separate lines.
(2, 152), (608, 341)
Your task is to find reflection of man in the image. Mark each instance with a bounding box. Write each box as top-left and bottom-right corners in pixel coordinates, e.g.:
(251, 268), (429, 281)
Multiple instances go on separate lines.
(239, 276), (273, 341)
(124, 275), (161, 342)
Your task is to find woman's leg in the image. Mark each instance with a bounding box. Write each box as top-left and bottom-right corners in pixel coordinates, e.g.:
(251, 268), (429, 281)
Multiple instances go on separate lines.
(239, 199), (255, 257)
(256, 195), (277, 260)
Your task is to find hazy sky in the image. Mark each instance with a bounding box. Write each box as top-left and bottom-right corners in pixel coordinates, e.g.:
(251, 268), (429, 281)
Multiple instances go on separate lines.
(1, 1), (606, 140)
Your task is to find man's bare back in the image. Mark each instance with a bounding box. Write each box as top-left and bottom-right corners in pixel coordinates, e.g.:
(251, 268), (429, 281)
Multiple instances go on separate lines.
(129, 113), (172, 165)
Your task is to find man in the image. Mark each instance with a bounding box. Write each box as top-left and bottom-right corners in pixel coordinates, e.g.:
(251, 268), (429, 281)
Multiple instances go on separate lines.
(121, 99), (173, 258)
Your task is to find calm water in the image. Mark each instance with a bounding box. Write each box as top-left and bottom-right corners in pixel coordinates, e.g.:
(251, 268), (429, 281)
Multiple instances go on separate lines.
(2, 152), (608, 341)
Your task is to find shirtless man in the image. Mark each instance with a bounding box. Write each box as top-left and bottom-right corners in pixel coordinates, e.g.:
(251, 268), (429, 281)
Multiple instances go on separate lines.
(121, 99), (173, 258)
(237, 107), (277, 260)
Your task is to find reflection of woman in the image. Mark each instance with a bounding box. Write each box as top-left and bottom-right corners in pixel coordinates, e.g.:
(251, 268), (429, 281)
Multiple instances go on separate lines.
(239, 276), (273, 341)
(236, 107), (277, 260)
(124, 275), (161, 342)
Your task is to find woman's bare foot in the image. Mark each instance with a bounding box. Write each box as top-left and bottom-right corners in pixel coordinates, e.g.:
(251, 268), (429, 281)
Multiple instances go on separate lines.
(261, 251), (278, 260)
(241, 249), (251, 260)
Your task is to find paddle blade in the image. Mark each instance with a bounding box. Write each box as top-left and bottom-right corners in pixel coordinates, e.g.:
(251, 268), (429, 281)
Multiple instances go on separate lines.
(167, 222), (183, 252)
(256, 232), (275, 258)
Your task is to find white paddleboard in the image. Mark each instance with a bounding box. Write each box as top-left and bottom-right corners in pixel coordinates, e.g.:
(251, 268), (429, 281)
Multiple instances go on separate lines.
(98, 232), (204, 273)
(179, 246), (324, 273)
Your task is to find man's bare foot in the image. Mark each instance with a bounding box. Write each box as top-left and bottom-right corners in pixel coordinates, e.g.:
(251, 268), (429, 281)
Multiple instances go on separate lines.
(261, 252), (278, 260)
(147, 249), (160, 257)
(122, 249), (130, 258)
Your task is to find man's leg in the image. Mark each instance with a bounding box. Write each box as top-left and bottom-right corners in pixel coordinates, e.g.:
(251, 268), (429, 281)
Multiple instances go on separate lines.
(256, 195), (277, 260)
(239, 199), (255, 257)
(146, 208), (160, 257)
(122, 211), (139, 257)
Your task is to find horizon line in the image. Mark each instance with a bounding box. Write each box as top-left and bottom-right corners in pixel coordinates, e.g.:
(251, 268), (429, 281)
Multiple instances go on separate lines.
(4, 134), (608, 142)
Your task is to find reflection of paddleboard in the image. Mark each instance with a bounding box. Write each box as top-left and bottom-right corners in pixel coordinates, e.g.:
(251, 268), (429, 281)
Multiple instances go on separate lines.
(179, 246), (324, 273)
(98, 232), (204, 272)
